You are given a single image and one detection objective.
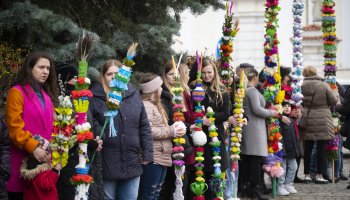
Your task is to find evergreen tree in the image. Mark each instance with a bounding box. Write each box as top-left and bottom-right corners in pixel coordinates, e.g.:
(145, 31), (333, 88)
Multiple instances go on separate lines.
(1, 0), (223, 72)
(0, 1), (116, 69)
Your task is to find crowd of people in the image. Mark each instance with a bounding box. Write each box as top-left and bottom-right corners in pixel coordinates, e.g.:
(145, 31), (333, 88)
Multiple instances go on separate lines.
(0, 51), (349, 200)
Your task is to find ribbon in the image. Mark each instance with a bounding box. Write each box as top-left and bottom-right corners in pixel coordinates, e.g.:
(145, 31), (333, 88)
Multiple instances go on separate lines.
(104, 110), (119, 137)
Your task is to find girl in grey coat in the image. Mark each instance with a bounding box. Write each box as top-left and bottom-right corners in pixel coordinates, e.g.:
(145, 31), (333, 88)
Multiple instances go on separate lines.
(240, 69), (278, 200)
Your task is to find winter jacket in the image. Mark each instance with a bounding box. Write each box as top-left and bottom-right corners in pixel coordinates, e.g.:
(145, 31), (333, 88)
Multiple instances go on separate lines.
(241, 85), (275, 157)
(0, 113), (10, 200)
(90, 82), (153, 180)
(300, 76), (337, 140)
(143, 101), (174, 167)
(6, 84), (54, 192)
(21, 160), (59, 200)
(200, 85), (230, 172)
(279, 115), (301, 159)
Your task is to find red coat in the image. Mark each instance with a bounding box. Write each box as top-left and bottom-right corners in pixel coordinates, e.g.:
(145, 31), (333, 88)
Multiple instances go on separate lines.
(24, 170), (59, 200)
(21, 162), (59, 200)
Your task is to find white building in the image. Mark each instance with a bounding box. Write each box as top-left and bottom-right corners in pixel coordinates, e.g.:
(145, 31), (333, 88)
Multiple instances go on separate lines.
(174, 0), (350, 84)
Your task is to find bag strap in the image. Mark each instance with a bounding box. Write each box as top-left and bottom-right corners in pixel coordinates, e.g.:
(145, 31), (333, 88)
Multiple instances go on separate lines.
(306, 92), (316, 117)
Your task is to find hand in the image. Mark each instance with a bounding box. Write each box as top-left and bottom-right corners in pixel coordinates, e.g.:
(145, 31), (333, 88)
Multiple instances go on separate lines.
(190, 124), (199, 132)
(174, 126), (186, 137)
(33, 147), (50, 163)
(228, 116), (238, 126)
(271, 110), (279, 117)
(281, 116), (291, 125)
(54, 163), (62, 171)
(142, 160), (151, 165)
(202, 117), (211, 126)
(95, 136), (103, 152)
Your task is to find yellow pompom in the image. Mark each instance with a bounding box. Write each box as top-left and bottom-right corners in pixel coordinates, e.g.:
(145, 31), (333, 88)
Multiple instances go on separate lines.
(179, 138), (186, 144)
(274, 73), (281, 83)
(275, 90), (285, 104)
(209, 131), (218, 137)
(196, 177), (205, 182)
(231, 137), (238, 142)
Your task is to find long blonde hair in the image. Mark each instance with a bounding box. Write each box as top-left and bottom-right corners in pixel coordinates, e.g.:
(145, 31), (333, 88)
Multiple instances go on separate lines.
(161, 62), (174, 92)
(202, 59), (224, 106)
(178, 63), (190, 93)
(100, 59), (122, 94)
(139, 73), (169, 125)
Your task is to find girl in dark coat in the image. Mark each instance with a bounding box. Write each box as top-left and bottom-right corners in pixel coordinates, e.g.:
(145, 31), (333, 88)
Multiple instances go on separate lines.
(90, 60), (153, 200)
(277, 101), (301, 196)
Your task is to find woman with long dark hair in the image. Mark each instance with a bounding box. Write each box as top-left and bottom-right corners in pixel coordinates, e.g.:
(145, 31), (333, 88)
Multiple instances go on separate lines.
(6, 52), (58, 200)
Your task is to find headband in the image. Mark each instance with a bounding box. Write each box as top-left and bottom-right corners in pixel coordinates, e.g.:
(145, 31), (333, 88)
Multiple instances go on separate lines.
(140, 76), (163, 93)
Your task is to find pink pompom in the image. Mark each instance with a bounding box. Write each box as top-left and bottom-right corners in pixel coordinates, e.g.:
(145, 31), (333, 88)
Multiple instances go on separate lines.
(270, 166), (284, 178)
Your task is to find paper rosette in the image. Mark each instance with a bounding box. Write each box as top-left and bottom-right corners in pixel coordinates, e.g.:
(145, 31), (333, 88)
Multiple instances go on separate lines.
(262, 0), (284, 178)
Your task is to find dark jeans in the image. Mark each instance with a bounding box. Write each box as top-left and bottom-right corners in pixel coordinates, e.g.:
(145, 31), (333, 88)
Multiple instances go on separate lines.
(139, 163), (167, 200)
(304, 140), (327, 175)
(239, 154), (264, 187)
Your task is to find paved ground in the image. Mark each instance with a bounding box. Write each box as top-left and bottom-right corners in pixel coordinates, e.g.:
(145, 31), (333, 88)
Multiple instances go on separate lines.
(241, 149), (350, 200)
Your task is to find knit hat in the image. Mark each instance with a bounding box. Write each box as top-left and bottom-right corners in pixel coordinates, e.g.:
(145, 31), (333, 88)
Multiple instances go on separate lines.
(55, 62), (78, 83)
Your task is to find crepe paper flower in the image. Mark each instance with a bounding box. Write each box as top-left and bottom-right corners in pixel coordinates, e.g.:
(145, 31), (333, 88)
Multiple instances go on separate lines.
(218, 1), (239, 93)
(71, 174), (94, 185)
(102, 44), (138, 138)
(322, 0), (340, 165)
(322, 0), (338, 92)
(71, 33), (96, 200)
(50, 77), (77, 168)
(263, 0), (284, 179)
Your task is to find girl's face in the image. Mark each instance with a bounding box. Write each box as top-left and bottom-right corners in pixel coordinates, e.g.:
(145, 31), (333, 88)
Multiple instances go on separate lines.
(282, 104), (291, 115)
(104, 66), (119, 84)
(166, 69), (175, 86)
(202, 64), (215, 83)
(32, 58), (50, 84)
